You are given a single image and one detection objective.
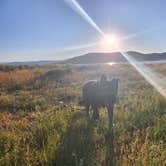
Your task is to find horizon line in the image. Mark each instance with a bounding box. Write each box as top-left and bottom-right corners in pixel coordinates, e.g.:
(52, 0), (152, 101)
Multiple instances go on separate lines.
(0, 50), (166, 63)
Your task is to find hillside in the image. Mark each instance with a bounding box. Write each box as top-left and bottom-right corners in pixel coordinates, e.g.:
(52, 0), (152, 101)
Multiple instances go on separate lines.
(64, 51), (166, 64)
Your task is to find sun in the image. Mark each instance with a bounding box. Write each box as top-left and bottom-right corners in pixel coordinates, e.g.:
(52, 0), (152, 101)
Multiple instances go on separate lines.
(100, 34), (120, 52)
(104, 35), (117, 45)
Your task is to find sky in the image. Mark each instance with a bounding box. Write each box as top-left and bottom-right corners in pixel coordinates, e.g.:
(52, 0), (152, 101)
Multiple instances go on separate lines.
(0, 0), (166, 62)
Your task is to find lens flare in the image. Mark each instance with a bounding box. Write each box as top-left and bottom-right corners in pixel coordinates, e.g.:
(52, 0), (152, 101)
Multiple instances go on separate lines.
(65, 0), (166, 99)
(65, 0), (104, 36)
(121, 52), (166, 98)
(57, 41), (99, 52)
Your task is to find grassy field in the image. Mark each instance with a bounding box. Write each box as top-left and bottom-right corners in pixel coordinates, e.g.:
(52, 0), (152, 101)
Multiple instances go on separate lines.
(0, 64), (165, 166)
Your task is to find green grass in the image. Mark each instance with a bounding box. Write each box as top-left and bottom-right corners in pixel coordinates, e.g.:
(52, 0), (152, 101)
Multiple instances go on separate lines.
(0, 64), (165, 165)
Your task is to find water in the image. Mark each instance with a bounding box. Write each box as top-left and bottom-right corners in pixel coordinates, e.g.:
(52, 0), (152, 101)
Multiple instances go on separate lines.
(107, 60), (166, 66)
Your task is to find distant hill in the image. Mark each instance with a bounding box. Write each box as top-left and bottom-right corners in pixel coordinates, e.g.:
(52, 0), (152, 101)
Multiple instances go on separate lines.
(2, 51), (166, 65)
(127, 51), (166, 61)
(64, 51), (166, 64)
(1, 60), (62, 66)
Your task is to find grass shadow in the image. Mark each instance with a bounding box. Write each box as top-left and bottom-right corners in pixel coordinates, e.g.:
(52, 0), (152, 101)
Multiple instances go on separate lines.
(51, 111), (106, 166)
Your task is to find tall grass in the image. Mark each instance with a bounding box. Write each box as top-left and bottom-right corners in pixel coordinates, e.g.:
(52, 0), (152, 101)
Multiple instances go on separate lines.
(0, 64), (165, 165)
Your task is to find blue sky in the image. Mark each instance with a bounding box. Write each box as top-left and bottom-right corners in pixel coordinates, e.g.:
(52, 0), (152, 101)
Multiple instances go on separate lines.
(0, 0), (166, 61)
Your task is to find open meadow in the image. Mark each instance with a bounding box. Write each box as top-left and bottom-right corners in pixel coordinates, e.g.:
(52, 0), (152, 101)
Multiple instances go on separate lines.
(0, 64), (165, 166)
